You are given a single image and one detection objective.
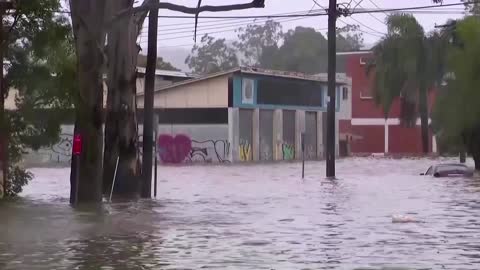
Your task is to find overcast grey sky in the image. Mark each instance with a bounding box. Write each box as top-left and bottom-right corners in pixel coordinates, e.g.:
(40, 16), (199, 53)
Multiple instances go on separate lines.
(137, 0), (467, 51)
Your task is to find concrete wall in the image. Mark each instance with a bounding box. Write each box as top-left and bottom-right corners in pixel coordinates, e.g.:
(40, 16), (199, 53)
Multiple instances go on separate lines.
(238, 109), (254, 162)
(137, 75), (229, 109)
(305, 111), (318, 159)
(337, 73), (352, 121)
(141, 124), (229, 163)
(23, 125), (75, 167)
(230, 108), (335, 162)
(23, 123), (230, 166)
(259, 110), (274, 161)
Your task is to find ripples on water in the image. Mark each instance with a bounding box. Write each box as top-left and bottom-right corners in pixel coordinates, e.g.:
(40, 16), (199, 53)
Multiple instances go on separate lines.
(1, 158), (480, 269)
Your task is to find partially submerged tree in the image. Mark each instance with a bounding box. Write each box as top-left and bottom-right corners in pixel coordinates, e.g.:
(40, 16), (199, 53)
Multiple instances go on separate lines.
(432, 17), (480, 168)
(69, 0), (266, 203)
(69, 0), (107, 203)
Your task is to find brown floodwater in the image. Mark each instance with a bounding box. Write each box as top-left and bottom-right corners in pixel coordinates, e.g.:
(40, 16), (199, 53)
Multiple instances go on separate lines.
(1, 158), (480, 269)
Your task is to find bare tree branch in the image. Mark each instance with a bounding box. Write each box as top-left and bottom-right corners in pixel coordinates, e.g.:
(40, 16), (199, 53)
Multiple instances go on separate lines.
(110, 0), (265, 25)
(134, 0), (152, 37)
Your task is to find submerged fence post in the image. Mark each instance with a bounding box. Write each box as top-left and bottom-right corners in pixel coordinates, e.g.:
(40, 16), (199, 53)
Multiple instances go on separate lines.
(301, 133), (305, 179)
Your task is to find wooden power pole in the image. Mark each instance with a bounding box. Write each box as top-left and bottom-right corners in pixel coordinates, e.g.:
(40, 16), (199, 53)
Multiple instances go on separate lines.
(0, 0), (14, 198)
(326, 0), (337, 178)
(141, 0), (159, 198)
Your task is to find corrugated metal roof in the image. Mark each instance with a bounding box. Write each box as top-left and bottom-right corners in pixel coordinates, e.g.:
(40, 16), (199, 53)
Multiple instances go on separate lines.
(137, 66), (348, 96)
(136, 67), (192, 78)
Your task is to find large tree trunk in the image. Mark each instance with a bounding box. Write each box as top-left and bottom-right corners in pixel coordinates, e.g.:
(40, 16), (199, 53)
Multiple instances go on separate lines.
(102, 0), (149, 198)
(69, 0), (107, 203)
(419, 84), (429, 154)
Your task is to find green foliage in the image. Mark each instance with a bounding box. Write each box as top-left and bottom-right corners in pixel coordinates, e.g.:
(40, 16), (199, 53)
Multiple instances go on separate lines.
(336, 25), (364, 52)
(233, 20), (284, 66)
(1, 0), (75, 197)
(185, 21), (364, 74)
(261, 25), (363, 73)
(370, 14), (447, 124)
(185, 34), (239, 74)
(137, 55), (179, 71)
(432, 17), (480, 145)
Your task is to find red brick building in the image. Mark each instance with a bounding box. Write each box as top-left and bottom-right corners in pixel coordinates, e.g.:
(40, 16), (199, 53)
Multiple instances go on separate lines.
(337, 51), (437, 155)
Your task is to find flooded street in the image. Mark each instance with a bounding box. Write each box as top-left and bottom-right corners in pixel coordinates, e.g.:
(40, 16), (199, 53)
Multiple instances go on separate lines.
(1, 158), (480, 269)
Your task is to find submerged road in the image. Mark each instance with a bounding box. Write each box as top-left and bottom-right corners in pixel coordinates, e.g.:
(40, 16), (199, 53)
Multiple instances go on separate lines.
(1, 157), (479, 269)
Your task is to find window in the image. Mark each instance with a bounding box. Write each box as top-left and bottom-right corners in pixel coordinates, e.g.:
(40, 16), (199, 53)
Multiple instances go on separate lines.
(425, 166), (433, 175)
(342, 87), (349, 100)
(257, 78), (323, 107)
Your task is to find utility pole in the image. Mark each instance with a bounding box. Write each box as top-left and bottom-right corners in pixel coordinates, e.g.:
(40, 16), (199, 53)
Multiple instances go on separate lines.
(0, 0), (14, 198)
(326, 0), (337, 178)
(141, 0), (159, 198)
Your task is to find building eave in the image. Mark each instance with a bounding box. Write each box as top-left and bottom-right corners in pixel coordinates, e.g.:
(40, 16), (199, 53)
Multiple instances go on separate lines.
(138, 66), (348, 97)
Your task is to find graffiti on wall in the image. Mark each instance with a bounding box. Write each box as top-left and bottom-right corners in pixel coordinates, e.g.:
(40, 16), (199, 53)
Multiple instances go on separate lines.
(157, 134), (231, 164)
(239, 140), (252, 162)
(50, 134), (74, 160)
(282, 143), (295, 160)
(157, 134), (192, 164)
(190, 139), (230, 163)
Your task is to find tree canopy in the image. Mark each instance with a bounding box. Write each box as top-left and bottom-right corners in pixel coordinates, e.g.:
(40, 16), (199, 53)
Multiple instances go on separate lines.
(185, 34), (239, 74)
(185, 21), (364, 74)
(1, 0), (74, 196)
(137, 55), (179, 71)
(432, 16), (480, 164)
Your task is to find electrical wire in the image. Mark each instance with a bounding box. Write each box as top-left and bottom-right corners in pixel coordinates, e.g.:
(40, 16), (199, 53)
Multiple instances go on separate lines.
(367, 0), (389, 16)
(137, 1), (479, 19)
(141, 16), (316, 42)
(312, 0), (386, 36)
(350, 0), (385, 25)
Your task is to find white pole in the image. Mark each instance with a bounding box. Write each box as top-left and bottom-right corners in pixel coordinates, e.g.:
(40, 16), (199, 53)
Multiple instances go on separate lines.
(109, 156), (120, 203)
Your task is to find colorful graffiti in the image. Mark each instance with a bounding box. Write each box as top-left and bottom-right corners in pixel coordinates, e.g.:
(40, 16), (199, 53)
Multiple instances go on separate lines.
(282, 143), (295, 160)
(157, 134), (230, 164)
(189, 139), (230, 163)
(239, 140), (252, 162)
(157, 134), (192, 164)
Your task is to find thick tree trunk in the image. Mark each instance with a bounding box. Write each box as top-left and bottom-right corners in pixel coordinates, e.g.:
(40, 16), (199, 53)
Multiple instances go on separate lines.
(419, 85), (429, 154)
(103, 0), (148, 197)
(69, 0), (107, 203)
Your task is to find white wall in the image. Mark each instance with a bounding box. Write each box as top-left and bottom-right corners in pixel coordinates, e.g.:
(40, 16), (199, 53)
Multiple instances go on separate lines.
(137, 75), (229, 109)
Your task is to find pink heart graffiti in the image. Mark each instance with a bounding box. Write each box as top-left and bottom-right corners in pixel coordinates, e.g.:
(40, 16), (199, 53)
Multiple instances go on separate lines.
(157, 134), (192, 164)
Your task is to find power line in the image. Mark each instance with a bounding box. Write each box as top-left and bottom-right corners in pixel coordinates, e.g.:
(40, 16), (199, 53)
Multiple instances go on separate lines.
(153, 8), (326, 29)
(139, 1), (478, 19)
(348, 16), (386, 34)
(142, 7), (465, 37)
(353, 1), (477, 15)
(313, 0), (385, 36)
(367, 0), (388, 16)
(142, 14), (310, 37)
(141, 16), (315, 42)
(351, 0), (385, 25)
(147, 16), (307, 37)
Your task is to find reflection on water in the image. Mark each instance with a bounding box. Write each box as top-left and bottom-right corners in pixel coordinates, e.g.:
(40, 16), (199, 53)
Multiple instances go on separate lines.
(1, 158), (480, 269)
